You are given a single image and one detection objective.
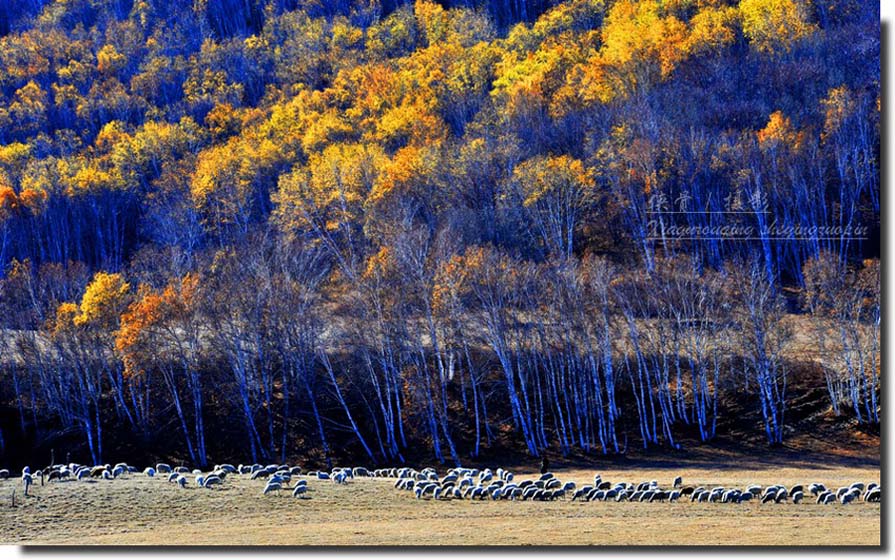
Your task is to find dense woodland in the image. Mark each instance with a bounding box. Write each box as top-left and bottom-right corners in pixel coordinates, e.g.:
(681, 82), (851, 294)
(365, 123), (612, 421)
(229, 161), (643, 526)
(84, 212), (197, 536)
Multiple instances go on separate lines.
(0, 0), (880, 468)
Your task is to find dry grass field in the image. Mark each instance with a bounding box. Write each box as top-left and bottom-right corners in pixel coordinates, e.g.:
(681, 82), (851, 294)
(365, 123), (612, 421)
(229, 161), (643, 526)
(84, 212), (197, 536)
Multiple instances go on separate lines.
(0, 455), (880, 546)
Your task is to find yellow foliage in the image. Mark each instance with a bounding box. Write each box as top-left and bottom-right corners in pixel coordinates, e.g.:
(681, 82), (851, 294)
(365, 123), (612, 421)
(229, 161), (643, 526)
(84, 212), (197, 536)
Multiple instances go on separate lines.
(756, 110), (803, 151)
(739, 0), (816, 55)
(513, 154), (595, 207)
(74, 272), (131, 327)
(414, 0), (450, 45)
(821, 85), (856, 140)
(97, 44), (127, 75)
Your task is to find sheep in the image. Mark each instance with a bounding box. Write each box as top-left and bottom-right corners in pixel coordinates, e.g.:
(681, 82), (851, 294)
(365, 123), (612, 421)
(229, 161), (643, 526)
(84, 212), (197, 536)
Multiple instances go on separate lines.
(672, 476), (682, 488)
(760, 492), (776, 504)
(669, 490), (681, 502)
(809, 483), (827, 496)
(774, 488), (788, 503)
(818, 491), (836, 504)
(102, 470), (113, 480)
(156, 463), (172, 474)
(0, 469), (8, 479)
(648, 490), (669, 503)
(572, 485), (593, 501)
(746, 485), (762, 495)
(176, 475), (188, 488)
(76, 468), (90, 481)
(840, 489), (860, 505)
(112, 465), (126, 478)
(849, 482), (865, 492)
(292, 484), (309, 498)
(204, 475), (223, 488)
(738, 492), (754, 503)
(597, 481), (612, 491)
(545, 478), (562, 490)
(167, 472), (180, 483)
(317, 472), (331, 481)
(789, 484), (803, 495)
(791, 491), (804, 504)
(174, 466), (190, 474)
(143, 467), (156, 477)
(864, 488), (881, 503)
(196, 475), (206, 487)
(538, 472), (554, 481)
(263, 481), (282, 495)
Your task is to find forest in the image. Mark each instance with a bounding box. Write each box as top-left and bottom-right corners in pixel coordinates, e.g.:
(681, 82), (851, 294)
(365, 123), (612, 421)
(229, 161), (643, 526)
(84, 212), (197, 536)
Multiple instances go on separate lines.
(0, 0), (880, 468)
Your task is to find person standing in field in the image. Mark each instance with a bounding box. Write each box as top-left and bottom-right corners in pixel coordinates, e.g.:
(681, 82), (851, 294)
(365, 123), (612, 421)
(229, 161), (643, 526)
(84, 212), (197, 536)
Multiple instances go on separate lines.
(540, 457), (549, 474)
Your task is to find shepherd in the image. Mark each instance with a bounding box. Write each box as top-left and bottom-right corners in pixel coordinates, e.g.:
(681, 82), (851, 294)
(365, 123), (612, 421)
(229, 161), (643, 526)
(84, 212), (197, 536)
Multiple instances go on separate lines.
(539, 456), (549, 475)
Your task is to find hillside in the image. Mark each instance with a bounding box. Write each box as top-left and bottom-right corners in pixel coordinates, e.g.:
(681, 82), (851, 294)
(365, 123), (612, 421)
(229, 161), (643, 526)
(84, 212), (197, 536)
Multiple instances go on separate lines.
(0, 0), (881, 469)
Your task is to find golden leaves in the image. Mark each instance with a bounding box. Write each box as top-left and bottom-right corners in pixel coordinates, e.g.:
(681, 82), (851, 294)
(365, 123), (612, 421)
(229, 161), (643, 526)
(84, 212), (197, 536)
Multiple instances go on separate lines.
(74, 272), (131, 328)
(739, 0), (816, 55)
(756, 110), (803, 152)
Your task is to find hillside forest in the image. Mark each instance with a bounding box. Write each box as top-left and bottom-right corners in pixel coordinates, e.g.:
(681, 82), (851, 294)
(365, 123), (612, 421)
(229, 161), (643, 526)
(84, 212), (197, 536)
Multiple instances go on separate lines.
(0, 0), (880, 468)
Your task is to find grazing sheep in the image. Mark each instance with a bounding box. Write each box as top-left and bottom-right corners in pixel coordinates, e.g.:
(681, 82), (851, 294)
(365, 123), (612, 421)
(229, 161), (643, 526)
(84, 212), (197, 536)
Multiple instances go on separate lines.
(102, 470), (113, 480)
(77, 468), (90, 481)
(167, 472), (180, 483)
(196, 475), (205, 487)
(791, 491), (804, 504)
(156, 463), (172, 474)
(841, 490), (860, 504)
(204, 475), (222, 488)
(0, 469), (8, 479)
(669, 490), (681, 502)
(774, 488), (788, 503)
(292, 484), (308, 498)
(746, 485), (762, 495)
(572, 486), (593, 501)
(818, 491), (836, 504)
(789, 484), (803, 495)
(143, 467), (156, 477)
(809, 483), (827, 496)
(865, 488), (881, 503)
(680, 486), (695, 496)
(112, 465), (126, 478)
(538, 472), (554, 481)
(317, 472), (331, 481)
(176, 475), (188, 488)
(263, 482), (283, 495)
(738, 492), (754, 503)
(760, 492), (775, 504)
(649, 490), (669, 503)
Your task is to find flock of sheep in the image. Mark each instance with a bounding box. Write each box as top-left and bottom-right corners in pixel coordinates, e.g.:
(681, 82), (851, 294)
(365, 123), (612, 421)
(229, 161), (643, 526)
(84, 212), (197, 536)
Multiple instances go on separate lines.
(1, 463), (881, 507)
(390, 467), (881, 505)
